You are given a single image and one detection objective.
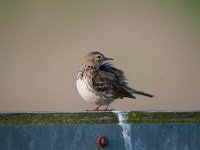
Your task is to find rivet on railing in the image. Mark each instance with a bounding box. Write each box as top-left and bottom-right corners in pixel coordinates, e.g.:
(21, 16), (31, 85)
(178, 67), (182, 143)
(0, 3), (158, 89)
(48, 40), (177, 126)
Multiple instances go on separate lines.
(96, 136), (108, 148)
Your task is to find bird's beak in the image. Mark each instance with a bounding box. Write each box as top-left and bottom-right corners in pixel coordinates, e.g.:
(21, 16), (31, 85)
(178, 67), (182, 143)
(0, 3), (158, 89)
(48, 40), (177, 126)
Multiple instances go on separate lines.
(104, 57), (113, 61)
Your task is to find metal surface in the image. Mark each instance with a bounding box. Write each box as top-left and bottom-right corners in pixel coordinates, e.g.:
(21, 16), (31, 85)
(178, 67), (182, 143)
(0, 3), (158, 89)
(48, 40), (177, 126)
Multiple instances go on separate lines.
(0, 124), (199, 150)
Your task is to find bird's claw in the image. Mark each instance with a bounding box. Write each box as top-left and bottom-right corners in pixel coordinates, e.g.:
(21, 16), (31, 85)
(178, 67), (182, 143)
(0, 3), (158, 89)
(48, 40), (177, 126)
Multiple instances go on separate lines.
(85, 108), (115, 112)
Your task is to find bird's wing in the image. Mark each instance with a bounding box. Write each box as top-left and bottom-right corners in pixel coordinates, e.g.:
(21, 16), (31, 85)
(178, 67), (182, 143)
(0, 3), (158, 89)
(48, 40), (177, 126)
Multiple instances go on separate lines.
(92, 69), (136, 99)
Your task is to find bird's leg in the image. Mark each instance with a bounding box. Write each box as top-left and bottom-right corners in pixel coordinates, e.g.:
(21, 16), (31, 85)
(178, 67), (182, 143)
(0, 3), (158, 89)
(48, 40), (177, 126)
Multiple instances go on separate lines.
(102, 104), (115, 111)
(86, 105), (101, 111)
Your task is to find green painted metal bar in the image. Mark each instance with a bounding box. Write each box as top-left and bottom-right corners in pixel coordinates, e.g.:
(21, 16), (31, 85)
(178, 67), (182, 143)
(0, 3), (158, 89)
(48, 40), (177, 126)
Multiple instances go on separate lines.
(0, 111), (200, 125)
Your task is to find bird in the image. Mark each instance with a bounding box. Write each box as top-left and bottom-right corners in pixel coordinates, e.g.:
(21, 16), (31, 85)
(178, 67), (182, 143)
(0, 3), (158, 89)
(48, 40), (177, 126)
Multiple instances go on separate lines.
(76, 51), (154, 111)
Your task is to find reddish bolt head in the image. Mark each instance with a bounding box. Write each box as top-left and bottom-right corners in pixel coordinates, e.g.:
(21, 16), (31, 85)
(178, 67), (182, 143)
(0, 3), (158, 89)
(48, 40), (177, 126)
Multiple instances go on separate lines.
(96, 136), (108, 148)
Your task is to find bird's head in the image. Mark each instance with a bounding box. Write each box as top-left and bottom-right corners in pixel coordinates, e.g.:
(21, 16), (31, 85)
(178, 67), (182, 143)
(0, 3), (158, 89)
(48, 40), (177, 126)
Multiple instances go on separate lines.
(83, 51), (113, 69)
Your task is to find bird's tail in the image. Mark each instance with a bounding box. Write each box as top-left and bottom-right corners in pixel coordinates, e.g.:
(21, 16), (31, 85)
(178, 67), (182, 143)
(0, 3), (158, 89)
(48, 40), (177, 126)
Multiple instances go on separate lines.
(124, 85), (154, 98)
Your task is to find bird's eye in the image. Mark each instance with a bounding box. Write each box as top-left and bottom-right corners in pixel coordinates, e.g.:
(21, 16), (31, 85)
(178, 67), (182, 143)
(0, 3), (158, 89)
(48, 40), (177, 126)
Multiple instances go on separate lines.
(97, 55), (102, 59)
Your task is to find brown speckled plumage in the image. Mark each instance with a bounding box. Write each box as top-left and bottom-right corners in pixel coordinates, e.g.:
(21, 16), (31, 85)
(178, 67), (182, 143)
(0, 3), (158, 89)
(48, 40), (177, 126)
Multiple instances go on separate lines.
(76, 51), (154, 111)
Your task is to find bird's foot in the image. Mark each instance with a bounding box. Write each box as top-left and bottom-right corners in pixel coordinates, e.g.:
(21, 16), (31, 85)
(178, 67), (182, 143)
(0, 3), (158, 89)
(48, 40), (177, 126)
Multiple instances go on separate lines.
(85, 106), (101, 111)
(101, 105), (115, 111)
(86, 108), (115, 111)
(101, 108), (115, 111)
(85, 108), (115, 111)
(85, 109), (99, 111)
(85, 105), (115, 112)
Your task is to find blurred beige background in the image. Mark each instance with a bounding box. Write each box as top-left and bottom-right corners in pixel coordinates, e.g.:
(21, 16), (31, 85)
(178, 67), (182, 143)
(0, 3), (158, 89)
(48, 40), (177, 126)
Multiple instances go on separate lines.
(0, 0), (200, 112)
